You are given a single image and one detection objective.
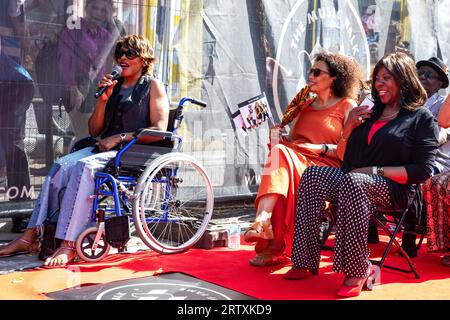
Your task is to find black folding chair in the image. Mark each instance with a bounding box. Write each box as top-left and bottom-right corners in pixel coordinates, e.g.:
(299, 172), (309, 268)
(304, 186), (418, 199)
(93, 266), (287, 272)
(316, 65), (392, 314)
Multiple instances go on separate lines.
(319, 186), (422, 289)
(366, 186), (421, 288)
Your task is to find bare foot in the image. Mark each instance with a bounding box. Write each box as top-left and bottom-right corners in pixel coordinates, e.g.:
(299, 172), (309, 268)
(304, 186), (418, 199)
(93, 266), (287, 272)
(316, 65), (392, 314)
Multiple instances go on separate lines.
(0, 229), (39, 257)
(44, 241), (77, 268)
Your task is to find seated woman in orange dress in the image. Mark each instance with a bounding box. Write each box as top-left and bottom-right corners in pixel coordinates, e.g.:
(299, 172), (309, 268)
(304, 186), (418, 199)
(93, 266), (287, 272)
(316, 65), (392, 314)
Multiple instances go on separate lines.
(244, 52), (368, 266)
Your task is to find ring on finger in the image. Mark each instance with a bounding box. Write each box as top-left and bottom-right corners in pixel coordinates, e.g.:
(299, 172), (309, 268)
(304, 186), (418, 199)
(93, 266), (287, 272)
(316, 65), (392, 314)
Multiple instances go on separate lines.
(358, 116), (363, 122)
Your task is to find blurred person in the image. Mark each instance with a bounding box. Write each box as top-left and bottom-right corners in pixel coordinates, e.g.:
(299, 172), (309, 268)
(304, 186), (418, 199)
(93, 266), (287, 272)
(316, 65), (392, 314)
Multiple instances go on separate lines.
(0, 36), (169, 268)
(284, 52), (439, 298)
(57, 0), (126, 142)
(243, 52), (366, 267)
(0, 0), (34, 208)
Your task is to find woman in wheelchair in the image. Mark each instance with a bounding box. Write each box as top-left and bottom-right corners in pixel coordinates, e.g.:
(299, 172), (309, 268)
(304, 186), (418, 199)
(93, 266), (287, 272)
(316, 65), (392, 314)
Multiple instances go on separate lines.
(0, 35), (170, 267)
(284, 52), (440, 297)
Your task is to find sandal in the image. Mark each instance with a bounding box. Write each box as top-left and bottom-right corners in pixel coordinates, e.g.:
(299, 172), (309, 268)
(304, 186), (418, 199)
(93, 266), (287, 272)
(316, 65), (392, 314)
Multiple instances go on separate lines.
(249, 252), (288, 267)
(0, 237), (40, 258)
(43, 242), (77, 268)
(249, 242), (287, 267)
(244, 219), (274, 243)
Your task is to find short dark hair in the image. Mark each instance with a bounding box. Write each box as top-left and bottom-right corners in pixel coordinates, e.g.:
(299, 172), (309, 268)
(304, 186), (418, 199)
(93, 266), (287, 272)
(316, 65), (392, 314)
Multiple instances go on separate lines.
(371, 52), (427, 110)
(115, 35), (156, 74)
(313, 52), (364, 100)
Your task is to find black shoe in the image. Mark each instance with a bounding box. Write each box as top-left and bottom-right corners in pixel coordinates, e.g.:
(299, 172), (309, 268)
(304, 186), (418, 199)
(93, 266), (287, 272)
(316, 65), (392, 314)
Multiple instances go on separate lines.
(367, 221), (379, 244)
(401, 231), (418, 258)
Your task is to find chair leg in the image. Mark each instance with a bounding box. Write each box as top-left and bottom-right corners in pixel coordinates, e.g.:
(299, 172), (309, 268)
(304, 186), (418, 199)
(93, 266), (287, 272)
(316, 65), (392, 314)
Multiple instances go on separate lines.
(370, 214), (420, 279)
(401, 230), (418, 258)
(416, 231), (425, 250)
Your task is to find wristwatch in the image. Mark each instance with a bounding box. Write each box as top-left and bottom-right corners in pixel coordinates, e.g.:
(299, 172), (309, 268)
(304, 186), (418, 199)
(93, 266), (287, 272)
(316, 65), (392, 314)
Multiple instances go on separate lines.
(377, 166), (385, 176)
(119, 133), (127, 143)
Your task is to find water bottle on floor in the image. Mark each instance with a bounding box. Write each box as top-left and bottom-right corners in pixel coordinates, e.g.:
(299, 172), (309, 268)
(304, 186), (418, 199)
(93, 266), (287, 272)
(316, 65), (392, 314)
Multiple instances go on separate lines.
(228, 218), (241, 248)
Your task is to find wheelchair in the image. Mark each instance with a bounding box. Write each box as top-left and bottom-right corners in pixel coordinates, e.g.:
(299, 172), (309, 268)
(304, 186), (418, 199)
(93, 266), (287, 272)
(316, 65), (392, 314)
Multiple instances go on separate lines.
(74, 97), (214, 262)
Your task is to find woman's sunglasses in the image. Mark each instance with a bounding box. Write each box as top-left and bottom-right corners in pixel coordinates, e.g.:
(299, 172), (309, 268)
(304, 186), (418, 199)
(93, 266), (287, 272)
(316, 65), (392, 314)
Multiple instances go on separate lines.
(115, 48), (139, 60)
(309, 68), (330, 77)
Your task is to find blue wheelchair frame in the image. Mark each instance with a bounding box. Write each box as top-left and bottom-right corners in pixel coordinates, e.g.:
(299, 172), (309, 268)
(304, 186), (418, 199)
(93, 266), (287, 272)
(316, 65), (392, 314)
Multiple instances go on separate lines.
(87, 97), (207, 242)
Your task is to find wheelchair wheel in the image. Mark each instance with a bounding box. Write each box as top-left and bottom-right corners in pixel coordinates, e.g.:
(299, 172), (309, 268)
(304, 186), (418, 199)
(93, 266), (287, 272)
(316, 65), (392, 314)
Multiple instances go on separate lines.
(133, 153), (214, 254)
(76, 227), (111, 262)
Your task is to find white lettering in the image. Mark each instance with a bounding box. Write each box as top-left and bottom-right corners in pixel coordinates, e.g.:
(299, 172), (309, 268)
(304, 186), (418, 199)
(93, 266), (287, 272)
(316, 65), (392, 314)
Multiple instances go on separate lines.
(179, 304), (211, 318)
(6, 187), (19, 200)
(307, 11), (318, 24)
(66, 5), (81, 29)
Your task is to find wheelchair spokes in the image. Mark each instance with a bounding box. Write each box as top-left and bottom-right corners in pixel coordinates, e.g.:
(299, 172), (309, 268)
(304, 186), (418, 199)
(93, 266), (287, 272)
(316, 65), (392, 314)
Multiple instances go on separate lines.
(76, 226), (111, 262)
(133, 153), (213, 254)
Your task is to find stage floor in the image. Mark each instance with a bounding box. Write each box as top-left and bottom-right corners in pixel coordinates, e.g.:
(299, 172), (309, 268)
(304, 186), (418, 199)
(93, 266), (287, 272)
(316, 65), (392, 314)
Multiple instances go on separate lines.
(0, 234), (449, 300)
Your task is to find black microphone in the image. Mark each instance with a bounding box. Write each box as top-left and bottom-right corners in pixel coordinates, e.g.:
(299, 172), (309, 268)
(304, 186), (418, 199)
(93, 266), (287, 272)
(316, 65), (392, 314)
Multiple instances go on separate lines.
(94, 65), (123, 98)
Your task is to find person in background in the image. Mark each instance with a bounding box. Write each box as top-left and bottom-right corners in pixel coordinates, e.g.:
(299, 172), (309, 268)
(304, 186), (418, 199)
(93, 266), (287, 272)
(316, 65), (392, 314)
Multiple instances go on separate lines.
(0, 35), (169, 268)
(0, 0), (34, 232)
(417, 57), (450, 174)
(284, 52), (439, 298)
(57, 0), (126, 142)
(243, 52), (366, 267)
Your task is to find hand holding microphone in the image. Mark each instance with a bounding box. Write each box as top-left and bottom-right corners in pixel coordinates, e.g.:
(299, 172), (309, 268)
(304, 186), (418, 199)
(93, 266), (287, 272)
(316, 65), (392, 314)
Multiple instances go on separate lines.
(95, 65), (123, 100)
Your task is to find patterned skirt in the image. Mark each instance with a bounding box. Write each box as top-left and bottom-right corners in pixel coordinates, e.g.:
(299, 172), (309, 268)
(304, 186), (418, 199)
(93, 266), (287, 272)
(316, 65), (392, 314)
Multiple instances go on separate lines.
(423, 171), (450, 252)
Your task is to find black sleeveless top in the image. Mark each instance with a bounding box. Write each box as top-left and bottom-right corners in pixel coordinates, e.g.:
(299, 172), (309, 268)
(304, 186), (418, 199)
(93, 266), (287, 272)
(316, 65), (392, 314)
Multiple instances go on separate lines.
(101, 74), (153, 139)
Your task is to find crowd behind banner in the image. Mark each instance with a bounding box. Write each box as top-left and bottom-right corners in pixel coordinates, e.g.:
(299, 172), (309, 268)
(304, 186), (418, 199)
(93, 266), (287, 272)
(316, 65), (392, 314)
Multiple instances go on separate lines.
(0, 0), (449, 214)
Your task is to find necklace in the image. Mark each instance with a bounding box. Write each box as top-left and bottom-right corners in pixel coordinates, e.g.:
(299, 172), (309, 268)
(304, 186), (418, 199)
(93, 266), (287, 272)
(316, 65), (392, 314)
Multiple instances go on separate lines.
(379, 110), (400, 120)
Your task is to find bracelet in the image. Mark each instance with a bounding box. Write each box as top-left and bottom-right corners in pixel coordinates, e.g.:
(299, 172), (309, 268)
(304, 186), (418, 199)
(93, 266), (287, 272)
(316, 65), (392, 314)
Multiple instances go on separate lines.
(320, 144), (329, 157)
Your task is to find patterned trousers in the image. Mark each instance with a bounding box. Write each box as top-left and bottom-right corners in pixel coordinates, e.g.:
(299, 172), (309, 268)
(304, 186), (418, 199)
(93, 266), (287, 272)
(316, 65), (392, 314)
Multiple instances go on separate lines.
(291, 166), (393, 277)
(423, 171), (450, 252)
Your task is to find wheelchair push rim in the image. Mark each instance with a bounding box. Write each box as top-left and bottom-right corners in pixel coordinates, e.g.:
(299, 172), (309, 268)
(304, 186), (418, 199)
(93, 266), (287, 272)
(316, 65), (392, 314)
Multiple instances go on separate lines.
(132, 153), (214, 254)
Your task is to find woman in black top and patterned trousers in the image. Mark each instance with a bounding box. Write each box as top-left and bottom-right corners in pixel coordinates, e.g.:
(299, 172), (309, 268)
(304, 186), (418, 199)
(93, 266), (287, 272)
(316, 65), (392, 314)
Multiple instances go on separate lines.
(283, 52), (440, 298)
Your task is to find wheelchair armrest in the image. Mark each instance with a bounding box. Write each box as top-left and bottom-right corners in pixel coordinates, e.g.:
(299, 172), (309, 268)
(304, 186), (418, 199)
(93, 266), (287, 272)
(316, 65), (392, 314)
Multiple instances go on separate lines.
(133, 128), (173, 139)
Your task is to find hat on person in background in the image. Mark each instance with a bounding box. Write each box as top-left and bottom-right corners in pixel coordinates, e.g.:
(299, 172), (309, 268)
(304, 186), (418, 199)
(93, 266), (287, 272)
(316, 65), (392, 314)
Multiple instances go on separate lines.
(416, 57), (449, 89)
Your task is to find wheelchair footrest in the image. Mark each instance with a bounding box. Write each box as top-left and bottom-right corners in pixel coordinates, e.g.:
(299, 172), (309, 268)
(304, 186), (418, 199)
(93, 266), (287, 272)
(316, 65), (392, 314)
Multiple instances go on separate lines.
(195, 223), (230, 249)
(105, 215), (131, 249)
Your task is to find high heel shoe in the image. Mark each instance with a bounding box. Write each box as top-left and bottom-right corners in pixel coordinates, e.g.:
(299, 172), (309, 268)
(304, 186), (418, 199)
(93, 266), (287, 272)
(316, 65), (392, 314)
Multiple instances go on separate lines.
(283, 267), (318, 280)
(337, 276), (369, 297)
(244, 219), (274, 242)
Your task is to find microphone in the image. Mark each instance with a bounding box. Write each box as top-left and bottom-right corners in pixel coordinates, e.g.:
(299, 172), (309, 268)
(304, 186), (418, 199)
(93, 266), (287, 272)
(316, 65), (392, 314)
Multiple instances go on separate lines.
(94, 65), (123, 98)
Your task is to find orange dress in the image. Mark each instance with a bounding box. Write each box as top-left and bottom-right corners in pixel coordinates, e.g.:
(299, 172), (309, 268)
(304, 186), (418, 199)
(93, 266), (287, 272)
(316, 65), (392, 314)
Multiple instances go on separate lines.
(255, 97), (355, 256)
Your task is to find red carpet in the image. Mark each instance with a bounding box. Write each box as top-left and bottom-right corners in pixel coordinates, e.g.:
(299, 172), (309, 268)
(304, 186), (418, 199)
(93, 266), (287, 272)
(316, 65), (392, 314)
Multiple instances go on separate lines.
(0, 235), (449, 300)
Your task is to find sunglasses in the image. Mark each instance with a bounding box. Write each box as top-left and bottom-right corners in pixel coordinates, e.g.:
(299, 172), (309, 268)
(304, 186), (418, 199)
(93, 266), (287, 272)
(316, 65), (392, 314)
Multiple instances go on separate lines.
(418, 70), (438, 81)
(309, 68), (330, 77)
(115, 48), (139, 60)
